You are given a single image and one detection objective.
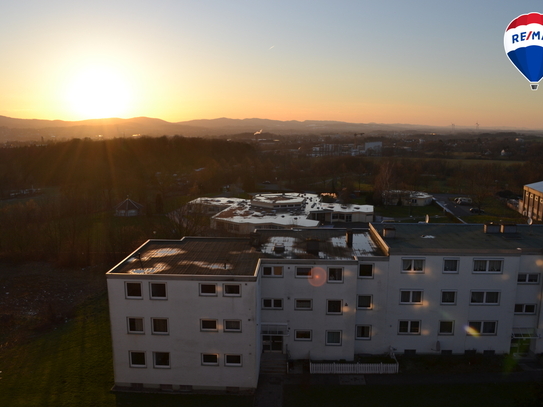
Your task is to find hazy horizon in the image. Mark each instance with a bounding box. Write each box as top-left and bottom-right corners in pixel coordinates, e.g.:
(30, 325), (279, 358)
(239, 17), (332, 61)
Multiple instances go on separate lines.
(2, 2), (543, 129)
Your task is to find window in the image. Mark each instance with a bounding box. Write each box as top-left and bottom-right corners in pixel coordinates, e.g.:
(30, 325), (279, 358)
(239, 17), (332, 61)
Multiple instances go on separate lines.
(355, 325), (371, 340)
(296, 267), (312, 278)
(294, 330), (312, 341)
(294, 299), (312, 310)
(328, 267), (343, 282)
(223, 284), (241, 297)
(400, 290), (423, 304)
(150, 283), (167, 299)
(327, 300), (343, 314)
(200, 319), (218, 331)
(473, 259), (503, 273)
(326, 330), (342, 345)
(468, 321), (497, 335)
(439, 321), (454, 335)
(518, 273), (540, 284)
(129, 351), (146, 367)
(201, 354), (219, 366)
(153, 352), (170, 368)
(263, 266), (283, 277)
(357, 295), (373, 309)
(441, 290), (457, 305)
(127, 317), (144, 334)
(262, 298), (283, 309)
(199, 284), (217, 296)
(515, 304), (537, 314)
(443, 259), (459, 273)
(151, 318), (168, 335)
(224, 319), (242, 332)
(359, 263), (374, 278)
(125, 282), (142, 298)
(470, 291), (500, 305)
(402, 258), (425, 273)
(225, 354), (242, 366)
(398, 320), (421, 334)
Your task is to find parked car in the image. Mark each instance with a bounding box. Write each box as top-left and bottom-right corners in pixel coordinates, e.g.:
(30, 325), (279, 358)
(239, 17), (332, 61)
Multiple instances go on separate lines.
(470, 208), (485, 214)
(455, 197), (472, 205)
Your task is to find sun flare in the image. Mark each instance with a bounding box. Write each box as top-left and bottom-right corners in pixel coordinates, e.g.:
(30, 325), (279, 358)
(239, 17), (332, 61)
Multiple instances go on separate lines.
(66, 66), (132, 119)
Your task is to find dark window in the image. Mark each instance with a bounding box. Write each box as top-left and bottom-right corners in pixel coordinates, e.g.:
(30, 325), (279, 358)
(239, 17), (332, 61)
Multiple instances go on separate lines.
(150, 283), (166, 299)
(126, 282), (142, 298)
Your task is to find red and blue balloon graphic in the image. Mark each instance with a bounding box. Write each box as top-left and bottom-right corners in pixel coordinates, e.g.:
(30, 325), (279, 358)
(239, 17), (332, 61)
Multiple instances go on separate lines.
(504, 12), (543, 90)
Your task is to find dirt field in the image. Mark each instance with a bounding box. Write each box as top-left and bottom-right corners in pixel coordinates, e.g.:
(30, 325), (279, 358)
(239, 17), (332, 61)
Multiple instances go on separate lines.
(0, 261), (108, 348)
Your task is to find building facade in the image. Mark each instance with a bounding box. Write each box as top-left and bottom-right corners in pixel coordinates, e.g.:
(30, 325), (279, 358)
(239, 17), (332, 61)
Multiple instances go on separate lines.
(520, 181), (543, 221)
(107, 223), (543, 393)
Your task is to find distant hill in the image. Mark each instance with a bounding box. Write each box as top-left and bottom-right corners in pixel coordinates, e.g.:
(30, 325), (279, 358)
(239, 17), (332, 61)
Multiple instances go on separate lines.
(0, 115), (536, 141)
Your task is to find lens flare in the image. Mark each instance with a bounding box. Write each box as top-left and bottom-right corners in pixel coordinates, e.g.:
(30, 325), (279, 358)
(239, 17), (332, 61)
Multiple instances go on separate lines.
(308, 267), (326, 287)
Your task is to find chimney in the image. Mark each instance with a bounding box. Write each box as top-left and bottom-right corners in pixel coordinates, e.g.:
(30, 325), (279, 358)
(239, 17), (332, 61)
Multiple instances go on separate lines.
(249, 231), (261, 248)
(346, 229), (353, 248)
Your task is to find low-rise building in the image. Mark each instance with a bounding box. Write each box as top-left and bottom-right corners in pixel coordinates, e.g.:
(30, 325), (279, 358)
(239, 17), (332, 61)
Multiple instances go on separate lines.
(107, 223), (543, 393)
(519, 181), (543, 221)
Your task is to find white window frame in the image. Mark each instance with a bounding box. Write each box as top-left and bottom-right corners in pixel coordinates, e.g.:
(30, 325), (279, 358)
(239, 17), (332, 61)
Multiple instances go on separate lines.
(443, 258), (459, 274)
(470, 291), (500, 305)
(514, 304), (537, 314)
(441, 290), (457, 305)
(262, 298), (283, 310)
(223, 284), (241, 297)
(326, 299), (343, 315)
(199, 283), (217, 296)
(223, 319), (242, 332)
(153, 352), (170, 368)
(359, 263), (374, 278)
(325, 330), (342, 346)
(201, 353), (219, 366)
(224, 354), (242, 367)
(294, 330), (312, 341)
(472, 259), (503, 274)
(518, 273), (540, 284)
(262, 266), (283, 277)
(398, 320), (421, 335)
(296, 267), (312, 278)
(357, 295), (373, 309)
(125, 282), (143, 299)
(401, 258), (425, 274)
(151, 318), (169, 335)
(327, 267), (344, 283)
(127, 317), (144, 334)
(438, 320), (455, 335)
(129, 351), (146, 368)
(200, 319), (218, 331)
(149, 282), (167, 300)
(294, 299), (313, 310)
(355, 325), (372, 340)
(400, 290), (423, 304)
(468, 321), (497, 336)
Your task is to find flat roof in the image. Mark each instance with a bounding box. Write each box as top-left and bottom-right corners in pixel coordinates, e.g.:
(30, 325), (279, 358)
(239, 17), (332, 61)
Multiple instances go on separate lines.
(107, 238), (261, 276)
(371, 223), (543, 254)
(256, 228), (383, 260)
(525, 181), (543, 194)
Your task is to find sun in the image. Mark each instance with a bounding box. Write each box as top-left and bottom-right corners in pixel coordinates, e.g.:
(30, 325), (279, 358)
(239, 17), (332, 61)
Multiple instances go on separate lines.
(66, 65), (132, 119)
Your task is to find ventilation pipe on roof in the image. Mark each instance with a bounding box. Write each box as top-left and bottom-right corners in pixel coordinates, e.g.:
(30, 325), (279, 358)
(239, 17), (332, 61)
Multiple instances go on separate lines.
(483, 223), (500, 234)
(500, 224), (517, 234)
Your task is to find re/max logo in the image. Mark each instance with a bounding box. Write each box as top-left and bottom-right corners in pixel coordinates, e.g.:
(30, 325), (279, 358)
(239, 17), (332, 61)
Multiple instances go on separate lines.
(512, 31), (542, 43)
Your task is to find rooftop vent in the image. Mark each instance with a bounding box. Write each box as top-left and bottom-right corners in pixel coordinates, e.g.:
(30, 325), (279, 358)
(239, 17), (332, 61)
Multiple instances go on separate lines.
(274, 243), (285, 253)
(306, 238), (320, 255)
(500, 224), (517, 234)
(346, 229), (353, 248)
(382, 227), (396, 238)
(484, 223), (500, 234)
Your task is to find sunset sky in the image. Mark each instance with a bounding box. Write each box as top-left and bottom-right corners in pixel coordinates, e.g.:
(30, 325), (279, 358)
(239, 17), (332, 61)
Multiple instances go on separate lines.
(1, 1), (543, 129)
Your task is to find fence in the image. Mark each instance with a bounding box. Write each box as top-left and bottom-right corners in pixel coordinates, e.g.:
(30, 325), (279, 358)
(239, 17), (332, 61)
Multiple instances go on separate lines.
(310, 361), (399, 374)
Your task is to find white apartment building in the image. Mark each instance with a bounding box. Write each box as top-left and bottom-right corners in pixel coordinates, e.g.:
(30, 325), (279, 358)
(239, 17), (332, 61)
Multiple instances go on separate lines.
(107, 223), (543, 393)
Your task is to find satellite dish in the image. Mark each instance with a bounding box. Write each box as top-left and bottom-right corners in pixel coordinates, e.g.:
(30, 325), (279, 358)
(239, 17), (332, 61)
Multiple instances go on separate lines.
(425, 214), (430, 223)
(528, 217), (533, 225)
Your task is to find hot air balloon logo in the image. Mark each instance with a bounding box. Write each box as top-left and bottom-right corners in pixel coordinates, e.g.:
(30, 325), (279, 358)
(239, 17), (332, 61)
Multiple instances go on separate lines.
(504, 12), (543, 90)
